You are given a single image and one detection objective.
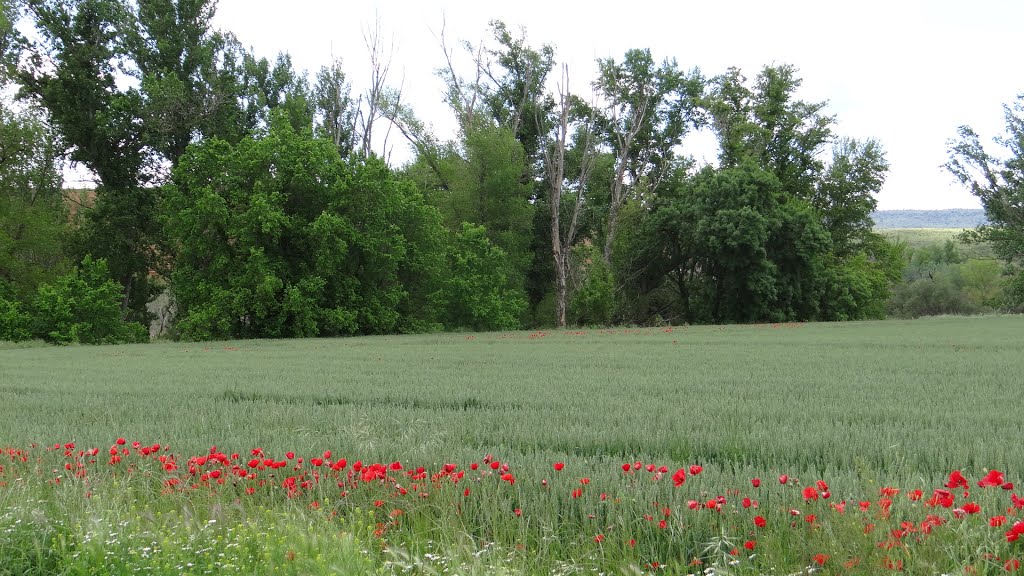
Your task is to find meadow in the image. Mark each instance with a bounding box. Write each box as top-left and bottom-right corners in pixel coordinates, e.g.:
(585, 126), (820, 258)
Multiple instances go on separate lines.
(880, 228), (994, 259)
(1, 316), (1023, 574)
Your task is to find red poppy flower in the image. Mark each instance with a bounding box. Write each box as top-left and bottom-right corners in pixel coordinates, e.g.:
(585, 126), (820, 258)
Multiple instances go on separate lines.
(751, 477), (761, 488)
(779, 474), (789, 485)
(992, 516), (1008, 527)
(594, 534), (604, 543)
(672, 468), (686, 487)
(553, 462), (564, 471)
(744, 540), (756, 551)
(979, 470), (1005, 488)
(803, 486), (819, 501)
(1013, 493), (1024, 509)
(946, 470), (969, 489)
(1006, 521), (1024, 542)
(928, 489), (955, 508)
(813, 553), (829, 566)
(754, 515), (766, 528)
(689, 465), (702, 476)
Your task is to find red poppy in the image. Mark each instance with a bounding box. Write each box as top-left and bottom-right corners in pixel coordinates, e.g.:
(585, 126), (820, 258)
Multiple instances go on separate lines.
(813, 553), (829, 566)
(992, 516), (1008, 527)
(594, 534), (604, 543)
(754, 515), (766, 528)
(946, 470), (969, 489)
(751, 477), (761, 488)
(1006, 521), (1024, 542)
(689, 465), (702, 476)
(979, 469), (1005, 488)
(779, 474), (789, 485)
(1013, 493), (1024, 509)
(928, 489), (955, 508)
(803, 486), (819, 501)
(553, 462), (564, 471)
(672, 468), (686, 487)
(744, 540), (756, 551)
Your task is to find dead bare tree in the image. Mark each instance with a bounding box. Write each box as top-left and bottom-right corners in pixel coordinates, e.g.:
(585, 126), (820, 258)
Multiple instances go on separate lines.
(603, 98), (647, 265)
(542, 65), (595, 327)
(357, 13), (394, 157)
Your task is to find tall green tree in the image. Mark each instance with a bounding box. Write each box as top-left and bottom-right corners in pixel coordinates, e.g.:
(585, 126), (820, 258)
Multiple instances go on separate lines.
(312, 58), (357, 157)
(163, 111), (446, 339)
(947, 94), (1024, 309)
(589, 49), (704, 264)
(814, 137), (888, 257)
(18, 0), (157, 322)
(0, 106), (68, 300)
(707, 65), (833, 200)
(124, 0), (217, 165)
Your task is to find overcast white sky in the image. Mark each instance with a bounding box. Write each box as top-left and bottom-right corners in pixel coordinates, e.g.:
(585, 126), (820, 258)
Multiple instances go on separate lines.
(211, 0), (1024, 210)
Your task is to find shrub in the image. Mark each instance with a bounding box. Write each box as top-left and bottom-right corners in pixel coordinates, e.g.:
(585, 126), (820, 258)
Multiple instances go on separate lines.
(31, 256), (148, 344)
(0, 292), (32, 342)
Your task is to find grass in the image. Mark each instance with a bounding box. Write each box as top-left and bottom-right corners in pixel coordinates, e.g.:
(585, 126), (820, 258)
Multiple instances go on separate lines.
(2, 316), (1023, 574)
(879, 228), (967, 247)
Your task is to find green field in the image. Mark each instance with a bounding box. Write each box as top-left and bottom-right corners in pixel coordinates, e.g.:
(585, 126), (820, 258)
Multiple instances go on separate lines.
(879, 228), (966, 247)
(2, 316), (1023, 574)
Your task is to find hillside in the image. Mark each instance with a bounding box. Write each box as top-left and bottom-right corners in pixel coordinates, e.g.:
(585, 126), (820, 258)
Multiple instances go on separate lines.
(871, 208), (986, 229)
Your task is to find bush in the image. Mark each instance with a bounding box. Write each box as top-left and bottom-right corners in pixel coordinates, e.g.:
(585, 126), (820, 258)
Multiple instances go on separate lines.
(569, 246), (615, 326)
(0, 293), (32, 342)
(888, 270), (977, 318)
(441, 223), (526, 331)
(30, 256), (148, 344)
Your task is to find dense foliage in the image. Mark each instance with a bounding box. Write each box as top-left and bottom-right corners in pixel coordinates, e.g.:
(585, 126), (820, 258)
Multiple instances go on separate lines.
(0, 2), (1020, 343)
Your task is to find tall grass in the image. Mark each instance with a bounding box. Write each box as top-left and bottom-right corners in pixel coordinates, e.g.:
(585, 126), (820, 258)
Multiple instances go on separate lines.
(1, 315), (1022, 573)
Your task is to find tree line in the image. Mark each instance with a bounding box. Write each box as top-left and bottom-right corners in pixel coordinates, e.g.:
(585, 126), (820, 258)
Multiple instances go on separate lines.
(0, 1), (1020, 343)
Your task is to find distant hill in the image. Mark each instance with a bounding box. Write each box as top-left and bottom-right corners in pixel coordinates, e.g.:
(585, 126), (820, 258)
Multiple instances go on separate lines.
(871, 209), (987, 229)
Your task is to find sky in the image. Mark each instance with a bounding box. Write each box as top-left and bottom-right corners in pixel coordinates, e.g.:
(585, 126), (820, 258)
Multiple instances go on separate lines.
(207, 0), (1024, 210)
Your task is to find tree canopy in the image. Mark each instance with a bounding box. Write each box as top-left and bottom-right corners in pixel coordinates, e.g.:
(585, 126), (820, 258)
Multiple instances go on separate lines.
(9, 3), (1013, 343)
